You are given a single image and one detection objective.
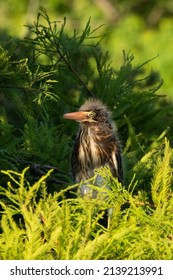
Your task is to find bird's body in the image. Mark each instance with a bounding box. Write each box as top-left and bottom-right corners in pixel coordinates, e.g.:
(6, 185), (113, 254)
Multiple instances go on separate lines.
(63, 98), (123, 226)
(72, 116), (122, 184)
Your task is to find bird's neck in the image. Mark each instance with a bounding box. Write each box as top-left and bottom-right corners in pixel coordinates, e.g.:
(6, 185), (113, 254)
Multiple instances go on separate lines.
(81, 121), (112, 135)
(77, 122), (115, 173)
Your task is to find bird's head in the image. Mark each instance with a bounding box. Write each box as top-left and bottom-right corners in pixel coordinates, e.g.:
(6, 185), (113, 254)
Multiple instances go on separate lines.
(63, 98), (110, 124)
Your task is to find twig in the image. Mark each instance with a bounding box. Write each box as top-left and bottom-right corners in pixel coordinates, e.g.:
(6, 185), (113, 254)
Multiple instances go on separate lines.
(56, 47), (94, 98)
(29, 163), (68, 184)
(8, 155), (71, 185)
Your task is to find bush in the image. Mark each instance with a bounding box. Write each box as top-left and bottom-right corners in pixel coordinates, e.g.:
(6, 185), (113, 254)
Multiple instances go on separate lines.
(0, 139), (173, 260)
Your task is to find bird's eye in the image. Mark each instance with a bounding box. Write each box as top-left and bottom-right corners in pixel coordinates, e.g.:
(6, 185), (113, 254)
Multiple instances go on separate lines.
(88, 111), (96, 119)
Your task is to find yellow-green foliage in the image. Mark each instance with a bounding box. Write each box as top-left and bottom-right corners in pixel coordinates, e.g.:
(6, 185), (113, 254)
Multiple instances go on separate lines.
(0, 139), (173, 260)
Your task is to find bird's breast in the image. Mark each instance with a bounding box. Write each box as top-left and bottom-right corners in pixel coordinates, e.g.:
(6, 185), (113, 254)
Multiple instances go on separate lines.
(78, 130), (101, 167)
(73, 125), (120, 183)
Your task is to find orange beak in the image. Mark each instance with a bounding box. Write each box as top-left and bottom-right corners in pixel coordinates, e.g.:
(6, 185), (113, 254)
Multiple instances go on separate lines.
(63, 111), (89, 121)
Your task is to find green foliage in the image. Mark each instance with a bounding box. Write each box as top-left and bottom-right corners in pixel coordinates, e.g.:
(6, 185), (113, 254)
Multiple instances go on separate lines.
(1, 0), (173, 98)
(1, 7), (173, 259)
(0, 139), (173, 260)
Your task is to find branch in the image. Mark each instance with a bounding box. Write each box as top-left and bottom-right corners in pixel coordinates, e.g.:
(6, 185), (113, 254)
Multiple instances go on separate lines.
(58, 50), (94, 98)
(8, 155), (71, 185)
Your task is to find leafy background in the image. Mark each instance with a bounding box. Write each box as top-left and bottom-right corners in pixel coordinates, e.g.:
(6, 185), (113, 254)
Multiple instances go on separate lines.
(1, 0), (173, 98)
(0, 1), (173, 260)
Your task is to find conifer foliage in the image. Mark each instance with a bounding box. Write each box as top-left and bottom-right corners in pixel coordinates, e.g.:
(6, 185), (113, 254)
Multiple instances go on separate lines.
(0, 7), (173, 259)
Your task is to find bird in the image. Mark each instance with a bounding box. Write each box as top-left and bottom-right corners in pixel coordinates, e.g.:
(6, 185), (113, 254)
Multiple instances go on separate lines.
(63, 98), (123, 227)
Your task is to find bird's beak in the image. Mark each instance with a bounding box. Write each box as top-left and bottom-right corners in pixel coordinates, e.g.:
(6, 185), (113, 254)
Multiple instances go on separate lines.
(63, 111), (89, 121)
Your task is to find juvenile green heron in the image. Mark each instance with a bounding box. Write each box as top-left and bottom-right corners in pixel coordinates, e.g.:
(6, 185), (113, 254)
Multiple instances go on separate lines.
(63, 98), (123, 226)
